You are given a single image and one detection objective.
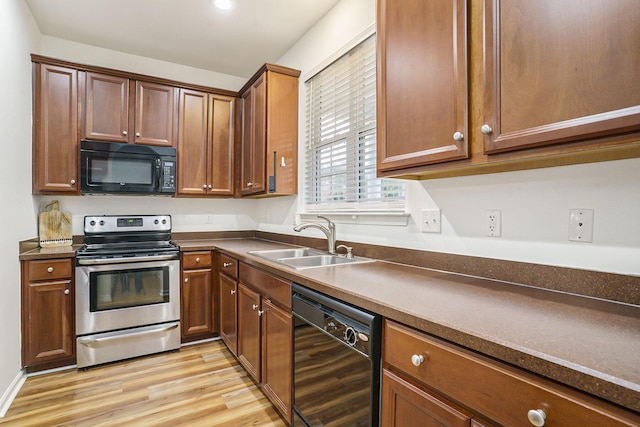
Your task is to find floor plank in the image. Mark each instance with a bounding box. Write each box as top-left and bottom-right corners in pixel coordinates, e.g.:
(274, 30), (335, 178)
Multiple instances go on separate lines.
(1, 340), (286, 426)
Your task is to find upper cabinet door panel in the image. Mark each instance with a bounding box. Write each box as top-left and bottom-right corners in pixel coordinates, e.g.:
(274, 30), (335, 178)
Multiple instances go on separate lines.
(177, 88), (208, 195)
(83, 72), (129, 143)
(135, 81), (176, 147)
(377, 0), (468, 173)
(33, 64), (79, 194)
(208, 94), (235, 195)
(483, 0), (640, 154)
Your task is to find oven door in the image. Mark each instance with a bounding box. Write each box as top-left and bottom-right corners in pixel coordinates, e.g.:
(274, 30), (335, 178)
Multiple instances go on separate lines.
(75, 258), (180, 336)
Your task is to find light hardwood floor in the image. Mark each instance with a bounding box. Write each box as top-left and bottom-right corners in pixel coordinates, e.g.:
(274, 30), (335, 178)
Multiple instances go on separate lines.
(1, 340), (286, 426)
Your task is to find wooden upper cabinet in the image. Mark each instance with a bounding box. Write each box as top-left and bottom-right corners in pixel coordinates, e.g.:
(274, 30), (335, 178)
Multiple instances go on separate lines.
(377, 0), (468, 173)
(83, 72), (176, 146)
(177, 89), (234, 196)
(483, 0), (640, 154)
(239, 65), (300, 197)
(32, 63), (79, 194)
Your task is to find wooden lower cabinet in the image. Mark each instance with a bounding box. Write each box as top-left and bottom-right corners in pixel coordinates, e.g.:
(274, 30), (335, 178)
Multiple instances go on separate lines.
(381, 369), (472, 427)
(219, 272), (238, 355)
(382, 319), (640, 427)
(180, 251), (215, 342)
(235, 262), (293, 424)
(21, 258), (76, 372)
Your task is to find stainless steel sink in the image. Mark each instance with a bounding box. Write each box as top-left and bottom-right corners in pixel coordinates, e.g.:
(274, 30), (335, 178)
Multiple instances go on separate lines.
(249, 248), (374, 270)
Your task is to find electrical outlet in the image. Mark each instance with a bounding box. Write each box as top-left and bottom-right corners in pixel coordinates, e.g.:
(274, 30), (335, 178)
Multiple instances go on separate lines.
(485, 210), (501, 237)
(421, 209), (441, 233)
(569, 209), (594, 242)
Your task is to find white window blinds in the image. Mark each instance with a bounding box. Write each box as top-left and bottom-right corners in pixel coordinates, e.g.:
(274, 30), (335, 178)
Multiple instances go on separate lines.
(304, 34), (405, 212)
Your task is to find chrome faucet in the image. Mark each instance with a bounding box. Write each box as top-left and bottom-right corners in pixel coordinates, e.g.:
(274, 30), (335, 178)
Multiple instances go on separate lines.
(294, 215), (336, 254)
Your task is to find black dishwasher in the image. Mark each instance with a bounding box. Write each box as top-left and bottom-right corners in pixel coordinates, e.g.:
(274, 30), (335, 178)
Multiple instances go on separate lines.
(292, 283), (381, 427)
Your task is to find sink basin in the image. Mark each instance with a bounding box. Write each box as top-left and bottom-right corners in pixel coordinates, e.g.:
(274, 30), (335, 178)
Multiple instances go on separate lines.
(248, 248), (325, 261)
(249, 248), (374, 270)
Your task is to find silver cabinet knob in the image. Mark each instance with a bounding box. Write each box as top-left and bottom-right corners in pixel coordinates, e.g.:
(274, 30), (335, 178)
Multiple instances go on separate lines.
(135, 132), (140, 137)
(202, 184), (207, 189)
(252, 304), (259, 310)
(184, 278), (189, 283)
(195, 257), (200, 263)
(122, 130), (128, 136)
(230, 289), (236, 295)
(208, 184), (212, 189)
(453, 131), (464, 141)
(411, 354), (425, 367)
(70, 179), (76, 185)
(64, 289), (70, 295)
(47, 267), (54, 273)
(246, 182), (253, 187)
(223, 262), (232, 267)
(481, 124), (493, 134)
(258, 310), (264, 316)
(527, 409), (546, 427)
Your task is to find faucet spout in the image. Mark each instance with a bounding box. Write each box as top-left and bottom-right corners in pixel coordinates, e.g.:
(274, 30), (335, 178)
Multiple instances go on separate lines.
(293, 215), (336, 254)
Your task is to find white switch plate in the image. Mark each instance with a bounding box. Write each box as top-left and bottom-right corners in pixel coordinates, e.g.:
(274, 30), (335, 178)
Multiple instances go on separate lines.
(569, 209), (594, 242)
(421, 209), (441, 233)
(485, 210), (501, 237)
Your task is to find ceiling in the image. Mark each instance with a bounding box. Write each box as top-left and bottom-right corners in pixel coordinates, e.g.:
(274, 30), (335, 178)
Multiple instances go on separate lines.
(25, 0), (341, 78)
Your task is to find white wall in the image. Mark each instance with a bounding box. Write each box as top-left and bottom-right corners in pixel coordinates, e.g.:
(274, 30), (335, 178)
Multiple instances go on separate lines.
(258, 0), (640, 276)
(0, 0), (42, 413)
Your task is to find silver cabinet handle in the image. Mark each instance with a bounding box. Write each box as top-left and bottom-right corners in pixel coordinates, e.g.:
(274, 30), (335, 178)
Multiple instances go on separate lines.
(258, 310), (264, 316)
(47, 267), (54, 273)
(527, 409), (546, 427)
(230, 289), (236, 295)
(252, 304), (259, 310)
(246, 182), (253, 187)
(453, 131), (464, 141)
(64, 289), (70, 295)
(184, 278), (189, 283)
(481, 124), (493, 134)
(223, 262), (232, 267)
(207, 184), (212, 189)
(195, 257), (200, 263)
(202, 184), (207, 189)
(122, 130), (128, 136)
(411, 354), (425, 366)
(70, 179), (76, 185)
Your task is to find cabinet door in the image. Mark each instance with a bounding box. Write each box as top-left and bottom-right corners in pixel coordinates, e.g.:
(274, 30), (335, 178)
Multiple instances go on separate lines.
(483, 0), (640, 153)
(23, 280), (74, 367)
(261, 298), (293, 424)
(181, 268), (213, 341)
(84, 72), (129, 143)
(177, 88), (209, 195)
(134, 80), (176, 146)
(240, 75), (266, 195)
(208, 94), (235, 195)
(219, 273), (238, 355)
(381, 369), (471, 427)
(377, 0), (468, 173)
(33, 63), (79, 194)
(237, 283), (261, 381)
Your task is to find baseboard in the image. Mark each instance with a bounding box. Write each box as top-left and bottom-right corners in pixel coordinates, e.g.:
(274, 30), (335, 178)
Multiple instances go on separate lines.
(0, 370), (26, 418)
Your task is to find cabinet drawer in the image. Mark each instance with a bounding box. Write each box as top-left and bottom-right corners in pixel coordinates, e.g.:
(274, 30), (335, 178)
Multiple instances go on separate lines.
(239, 263), (290, 309)
(28, 259), (73, 281)
(383, 320), (639, 427)
(218, 253), (238, 279)
(182, 251), (212, 269)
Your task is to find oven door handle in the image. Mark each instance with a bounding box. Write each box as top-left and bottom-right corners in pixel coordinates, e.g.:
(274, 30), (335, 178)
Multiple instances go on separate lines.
(77, 323), (179, 348)
(76, 253), (179, 265)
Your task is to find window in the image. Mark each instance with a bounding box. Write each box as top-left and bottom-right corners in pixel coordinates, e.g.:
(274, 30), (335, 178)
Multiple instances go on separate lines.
(304, 34), (405, 213)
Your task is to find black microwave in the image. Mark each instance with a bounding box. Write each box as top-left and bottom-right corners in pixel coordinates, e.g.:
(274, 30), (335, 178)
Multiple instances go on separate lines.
(80, 140), (176, 195)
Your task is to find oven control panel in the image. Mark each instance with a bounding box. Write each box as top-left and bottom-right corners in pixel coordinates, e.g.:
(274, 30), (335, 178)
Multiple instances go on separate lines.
(84, 215), (171, 233)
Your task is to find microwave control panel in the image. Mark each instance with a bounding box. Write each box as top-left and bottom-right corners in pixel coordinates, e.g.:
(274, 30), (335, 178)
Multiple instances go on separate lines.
(162, 161), (176, 190)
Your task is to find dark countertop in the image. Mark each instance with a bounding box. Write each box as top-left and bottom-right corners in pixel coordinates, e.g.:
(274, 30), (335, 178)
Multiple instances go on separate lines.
(178, 237), (640, 413)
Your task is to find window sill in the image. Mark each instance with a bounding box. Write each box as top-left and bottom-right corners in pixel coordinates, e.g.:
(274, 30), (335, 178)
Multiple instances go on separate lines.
(297, 211), (409, 226)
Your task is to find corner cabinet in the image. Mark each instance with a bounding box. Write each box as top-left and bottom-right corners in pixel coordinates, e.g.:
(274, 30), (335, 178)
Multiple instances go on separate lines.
(32, 62), (79, 195)
(21, 258), (76, 372)
(236, 262), (293, 424)
(83, 72), (177, 146)
(177, 89), (234, 196)
(180, 251), (216, 343)
(381, 319), (640, 427)
(376, 0), (469, 172)
(239, 64), (300, 197)
(377, 0), (640, 180)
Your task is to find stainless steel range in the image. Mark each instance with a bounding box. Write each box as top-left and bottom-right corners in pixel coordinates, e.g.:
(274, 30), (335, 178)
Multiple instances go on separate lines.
(75, 214), (180, 369)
